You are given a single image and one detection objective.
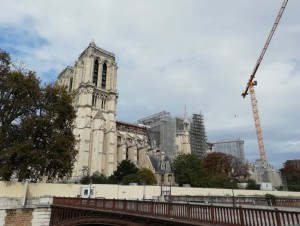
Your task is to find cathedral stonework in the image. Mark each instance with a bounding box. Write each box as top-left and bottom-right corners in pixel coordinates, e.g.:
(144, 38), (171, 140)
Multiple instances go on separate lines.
(58, 42), (192, 181)
(57, 42), (156, 180)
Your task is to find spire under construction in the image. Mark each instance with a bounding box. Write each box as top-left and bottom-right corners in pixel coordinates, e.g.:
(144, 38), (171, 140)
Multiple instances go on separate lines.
(190, 113), (207, 158)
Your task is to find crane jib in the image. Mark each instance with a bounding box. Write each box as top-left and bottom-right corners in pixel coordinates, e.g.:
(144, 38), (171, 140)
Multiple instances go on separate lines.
(242, 0), (288, 96)
(241, 0), (288, 164)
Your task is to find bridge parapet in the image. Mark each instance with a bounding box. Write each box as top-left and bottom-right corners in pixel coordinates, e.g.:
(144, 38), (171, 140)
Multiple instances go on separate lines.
(0, 197), (53, 209)
(51, 197), (300, 226)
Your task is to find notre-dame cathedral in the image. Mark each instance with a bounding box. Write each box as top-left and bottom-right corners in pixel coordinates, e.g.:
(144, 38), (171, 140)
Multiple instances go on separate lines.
(57, 42), (192, 181)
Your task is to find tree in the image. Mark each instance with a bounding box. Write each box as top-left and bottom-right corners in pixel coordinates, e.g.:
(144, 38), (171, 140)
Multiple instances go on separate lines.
(0, 49), (77, 182)
(203, 152), (233, 177)
(137, 168), (157, 185)
(280, 160), (300, 191)
(202, 153), (248, 189)
(81, 171), (110, 184)
(112, 160), (139, 184)
(209, 174), (237, 189)
(246, 179), (261, 190)
(172, 153), (204, 187)
(231, 157), (249, 179)
(122, 174), (140, 185)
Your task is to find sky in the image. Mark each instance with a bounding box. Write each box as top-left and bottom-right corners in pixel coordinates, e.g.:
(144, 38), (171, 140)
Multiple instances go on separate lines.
(0, 0), (299, 169)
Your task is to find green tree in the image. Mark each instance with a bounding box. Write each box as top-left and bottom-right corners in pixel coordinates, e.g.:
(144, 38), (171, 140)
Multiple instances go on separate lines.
(81, 171), (109, 184)
(209, 174), (237, 189)
(246, 179), (261, 190)
(0, 49), (77, 182)
(137, 168), (157, 185)
(112, 160), (139, 183)
(265, 194), (276, 206)
(280, 161), (300, 191)
(172, 153), (204, 187)
(122, 174), (140, 185)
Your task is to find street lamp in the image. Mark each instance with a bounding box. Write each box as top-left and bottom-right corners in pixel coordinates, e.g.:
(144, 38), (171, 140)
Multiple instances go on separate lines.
(168, 174), (172, 196)
(89, 180), (92, 198)
(142, 182), (146, 200)
(229, 176), (236, 207)
(232, 188), (236, 207)
(160, 172), (164, 196)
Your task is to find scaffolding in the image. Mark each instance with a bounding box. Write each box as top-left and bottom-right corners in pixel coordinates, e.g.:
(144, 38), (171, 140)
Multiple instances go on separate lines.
(175, 117), (184, 133)
(190, 113), (207, 158)
(138, 111), (176, 159)
(212, 138), (245, 163)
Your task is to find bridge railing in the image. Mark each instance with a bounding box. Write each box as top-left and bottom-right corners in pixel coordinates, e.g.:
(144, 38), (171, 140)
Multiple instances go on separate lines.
(53, 197), (300, 226)
(165, 195), (300, 208)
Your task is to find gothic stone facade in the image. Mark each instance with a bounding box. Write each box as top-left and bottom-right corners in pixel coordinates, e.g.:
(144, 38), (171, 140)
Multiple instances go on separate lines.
(57, 42), (190, 180)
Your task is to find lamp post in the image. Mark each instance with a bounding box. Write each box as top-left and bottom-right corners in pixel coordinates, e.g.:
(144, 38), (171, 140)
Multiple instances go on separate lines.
(168, 174), (172, 196)
(89, 179), (92, 198)
(232, 188), (236, 207)
(142, 182), (146, 200)
(230, 176), (236, 207)
(160, 172), (164, 196)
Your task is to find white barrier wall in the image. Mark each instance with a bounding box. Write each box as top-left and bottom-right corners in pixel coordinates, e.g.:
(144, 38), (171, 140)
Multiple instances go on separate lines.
(0, 182), (300, 200)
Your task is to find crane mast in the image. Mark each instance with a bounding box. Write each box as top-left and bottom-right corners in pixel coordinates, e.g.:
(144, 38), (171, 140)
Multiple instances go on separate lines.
(241, 0), (288, 164)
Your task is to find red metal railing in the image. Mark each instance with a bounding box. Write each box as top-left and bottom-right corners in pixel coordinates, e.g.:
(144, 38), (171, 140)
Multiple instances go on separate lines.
(53, 197), (300, 226)
(166, 195), (300, 208)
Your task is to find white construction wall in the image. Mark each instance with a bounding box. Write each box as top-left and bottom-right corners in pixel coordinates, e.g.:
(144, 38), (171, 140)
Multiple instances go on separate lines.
(1, 181), (300, 202)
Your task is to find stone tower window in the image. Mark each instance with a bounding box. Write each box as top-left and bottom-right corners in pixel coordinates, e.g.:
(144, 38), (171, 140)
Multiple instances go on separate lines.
(92, 94), (97, 107)
(101, 99), (106, 110)
(93, 60), (99, 86)
(102, 63), (107, 89)
(69, 77), (73, 92)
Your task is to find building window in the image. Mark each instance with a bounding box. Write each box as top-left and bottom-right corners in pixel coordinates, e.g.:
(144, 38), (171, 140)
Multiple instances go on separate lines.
(93, 60), (99, 86)
(69, 77), (73, 92)
(102, 63), (107, 89)
(101, 99), (106, 110)
(92, 94), (97, 107)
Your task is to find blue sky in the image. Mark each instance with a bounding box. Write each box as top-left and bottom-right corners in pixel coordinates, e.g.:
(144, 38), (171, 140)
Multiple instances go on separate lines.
(1, 0), (299, 169)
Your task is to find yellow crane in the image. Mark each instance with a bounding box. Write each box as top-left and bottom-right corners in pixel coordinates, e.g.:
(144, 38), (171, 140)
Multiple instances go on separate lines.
(241, 0), (288, 164)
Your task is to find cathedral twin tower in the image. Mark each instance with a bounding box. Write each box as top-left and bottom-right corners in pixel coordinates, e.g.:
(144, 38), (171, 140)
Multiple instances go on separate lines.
(58, 42), (119, 179)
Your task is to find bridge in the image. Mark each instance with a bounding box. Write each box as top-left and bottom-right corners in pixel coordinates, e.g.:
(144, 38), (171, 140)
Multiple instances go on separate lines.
(50, 197), (300, 226)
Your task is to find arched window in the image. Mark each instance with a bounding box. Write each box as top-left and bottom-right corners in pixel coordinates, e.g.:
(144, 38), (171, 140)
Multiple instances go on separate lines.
(102, 63), (107, 89)
(93, 60), (99, 86)
(92, 93), (97, 107)
(69, 77), (73, 92)
(101, 99), (106, 110)
(126, 147), (129, 160)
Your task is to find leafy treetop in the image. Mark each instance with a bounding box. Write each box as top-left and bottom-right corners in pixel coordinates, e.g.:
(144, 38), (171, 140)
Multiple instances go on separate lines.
(0, 49), (77, 182)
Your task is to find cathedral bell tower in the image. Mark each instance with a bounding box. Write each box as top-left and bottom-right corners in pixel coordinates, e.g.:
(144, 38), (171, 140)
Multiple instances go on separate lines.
(57, 42), (118, 179)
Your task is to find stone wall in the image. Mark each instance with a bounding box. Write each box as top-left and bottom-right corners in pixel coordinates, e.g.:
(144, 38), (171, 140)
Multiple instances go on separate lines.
(0, 208), (51, 226)
(4, 209), (33, 226)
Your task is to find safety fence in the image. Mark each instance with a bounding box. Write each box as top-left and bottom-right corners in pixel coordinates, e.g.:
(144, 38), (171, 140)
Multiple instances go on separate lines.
(53, 197), (300, 226)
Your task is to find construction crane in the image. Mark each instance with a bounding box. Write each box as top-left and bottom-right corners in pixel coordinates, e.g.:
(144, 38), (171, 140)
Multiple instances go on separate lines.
(241, 0), (288, 164)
